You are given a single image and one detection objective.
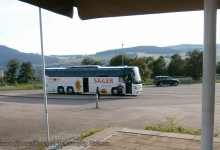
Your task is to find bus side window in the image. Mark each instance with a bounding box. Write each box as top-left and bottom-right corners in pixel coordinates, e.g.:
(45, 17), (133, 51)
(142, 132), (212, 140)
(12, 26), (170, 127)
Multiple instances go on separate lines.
(119, 76), (125, 82)
(125, 75), (128, 82)
(87, 70), (94, 77)
(66, 70), (79, 77)
(80, 70), (92, 77)
(45, 70), (52, 77)
(56, 70), (66, 77)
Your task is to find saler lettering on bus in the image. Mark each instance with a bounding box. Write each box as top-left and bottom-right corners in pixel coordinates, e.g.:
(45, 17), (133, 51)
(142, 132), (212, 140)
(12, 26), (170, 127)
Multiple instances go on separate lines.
(94, 78), (113, 83)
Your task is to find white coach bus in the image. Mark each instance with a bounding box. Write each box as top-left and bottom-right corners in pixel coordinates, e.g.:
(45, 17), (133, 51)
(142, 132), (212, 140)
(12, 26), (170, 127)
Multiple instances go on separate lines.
(45, 65), (142, 95)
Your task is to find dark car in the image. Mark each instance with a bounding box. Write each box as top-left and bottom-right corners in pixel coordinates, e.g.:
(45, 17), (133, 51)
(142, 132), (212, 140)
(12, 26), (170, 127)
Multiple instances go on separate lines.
(154, 76), (180, 86)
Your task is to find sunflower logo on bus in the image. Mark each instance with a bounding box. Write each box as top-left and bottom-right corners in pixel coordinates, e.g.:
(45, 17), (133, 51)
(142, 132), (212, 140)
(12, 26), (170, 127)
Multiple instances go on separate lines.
(75, 80), (81, 91)
(100, 88), (108, 93)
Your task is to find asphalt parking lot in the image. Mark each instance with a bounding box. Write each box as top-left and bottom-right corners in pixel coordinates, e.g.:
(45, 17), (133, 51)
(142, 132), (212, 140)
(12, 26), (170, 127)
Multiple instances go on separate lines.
(0, 83), (220, 150)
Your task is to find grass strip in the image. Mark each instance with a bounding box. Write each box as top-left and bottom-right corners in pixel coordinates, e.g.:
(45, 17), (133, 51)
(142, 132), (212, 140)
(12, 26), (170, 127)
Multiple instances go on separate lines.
(0, 84), (43, 90)
(79, 126), (104, 140)
(143, 79), (220, 85)
(145, 116), (218, 137)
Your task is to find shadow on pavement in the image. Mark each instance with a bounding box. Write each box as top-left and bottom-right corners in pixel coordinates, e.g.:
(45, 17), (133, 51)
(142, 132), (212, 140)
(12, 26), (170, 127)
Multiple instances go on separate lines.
(0, 93), (137, 105)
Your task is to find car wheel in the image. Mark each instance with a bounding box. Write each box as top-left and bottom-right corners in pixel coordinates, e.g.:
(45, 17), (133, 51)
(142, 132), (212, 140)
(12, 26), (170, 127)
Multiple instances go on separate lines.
(67, 87), (74, 94)
(174, 82), (178, 86)
(112, 88), (118, 95)
(58, 86), (64, 94)
(160, 82), (163, 86)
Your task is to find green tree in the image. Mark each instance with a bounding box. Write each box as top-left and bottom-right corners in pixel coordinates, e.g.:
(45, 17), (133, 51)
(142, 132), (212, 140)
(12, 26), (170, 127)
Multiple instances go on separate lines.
(0, 74), (4, 85)
(18, 61), (34, 83)
(167, 54), (184, 76)
(0, 70), (3, 84)
(5, 59), (19, 83)
(93, 61), (103, 66)
(152, 55), (167, 77)
(109, 54), (152, 81)
(184, 49), (203, 80)
(216, 61), (220, 74)
(108, 54), (129, 66)
(127, 56), (152, 81)
(145, 56), (155, 70)
(81, 57), (103, 66)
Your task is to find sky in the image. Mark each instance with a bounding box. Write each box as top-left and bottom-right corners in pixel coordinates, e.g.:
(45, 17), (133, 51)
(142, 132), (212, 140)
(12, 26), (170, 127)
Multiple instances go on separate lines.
(0, 0), (220, 56)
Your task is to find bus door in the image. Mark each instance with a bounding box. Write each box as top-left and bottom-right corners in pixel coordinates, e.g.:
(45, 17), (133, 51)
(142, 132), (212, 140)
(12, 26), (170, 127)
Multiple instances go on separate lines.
(125, 75), (132, 94)
(83, 78), (89, 92)
(120, 75), (132, 94)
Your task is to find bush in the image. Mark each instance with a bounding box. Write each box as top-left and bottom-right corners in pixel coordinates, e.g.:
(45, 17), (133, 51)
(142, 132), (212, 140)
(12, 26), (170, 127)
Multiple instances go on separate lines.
(145, 116), (218, 137)
(79, 126), (104, 140)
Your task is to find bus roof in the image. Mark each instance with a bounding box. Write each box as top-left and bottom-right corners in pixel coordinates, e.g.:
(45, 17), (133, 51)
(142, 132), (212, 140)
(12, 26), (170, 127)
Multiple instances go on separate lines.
(46, 65), (138, 70)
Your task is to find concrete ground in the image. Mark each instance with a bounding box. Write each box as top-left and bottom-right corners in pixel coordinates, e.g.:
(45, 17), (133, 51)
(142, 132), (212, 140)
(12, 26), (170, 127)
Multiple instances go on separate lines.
(0, 83), (220, 150)
(56, 127), (220, 150)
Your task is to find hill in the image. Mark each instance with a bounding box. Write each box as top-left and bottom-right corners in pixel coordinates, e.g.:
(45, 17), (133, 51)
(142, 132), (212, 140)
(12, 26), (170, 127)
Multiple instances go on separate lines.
(167, 44), (220, 51)
(96, 45), (189, 55)
(1, 44), (220, 68)
(0, 45), (60, 66)
(49, 44), (213, 67)
(96, 44), (220, 55)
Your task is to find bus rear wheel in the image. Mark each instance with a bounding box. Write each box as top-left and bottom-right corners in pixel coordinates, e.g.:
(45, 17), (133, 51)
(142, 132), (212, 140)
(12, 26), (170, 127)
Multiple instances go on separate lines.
(67, 87), (74, 94)
(112, 88), (118, 96)
(58, 86), (64, 94)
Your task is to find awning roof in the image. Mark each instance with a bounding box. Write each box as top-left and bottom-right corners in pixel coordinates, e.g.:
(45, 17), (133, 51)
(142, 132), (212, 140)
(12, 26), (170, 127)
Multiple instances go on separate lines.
(19, 0), (220, 19)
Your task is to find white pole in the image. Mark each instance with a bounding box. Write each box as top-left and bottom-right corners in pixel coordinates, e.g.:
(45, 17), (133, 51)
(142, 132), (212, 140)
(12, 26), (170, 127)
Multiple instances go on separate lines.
(122, 43), (124, 66)
(201, 0), (217, 149)
(96, 94), (99, 109)
(1, 70), (3, 95)
(39, 8), (50, 143)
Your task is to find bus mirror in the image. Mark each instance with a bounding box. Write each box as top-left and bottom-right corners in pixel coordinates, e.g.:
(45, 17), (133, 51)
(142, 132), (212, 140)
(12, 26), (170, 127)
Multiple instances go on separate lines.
(139, 69), (144, 75)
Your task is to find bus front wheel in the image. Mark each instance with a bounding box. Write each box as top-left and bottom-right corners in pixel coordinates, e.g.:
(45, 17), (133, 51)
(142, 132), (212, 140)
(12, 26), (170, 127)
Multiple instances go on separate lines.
(58, 86), (64, 94)
(112, 88), (118, 96)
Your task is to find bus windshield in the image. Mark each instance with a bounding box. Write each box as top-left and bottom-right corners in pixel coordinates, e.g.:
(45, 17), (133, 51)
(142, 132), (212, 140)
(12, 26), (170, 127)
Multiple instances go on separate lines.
(132, 67), (142, 83)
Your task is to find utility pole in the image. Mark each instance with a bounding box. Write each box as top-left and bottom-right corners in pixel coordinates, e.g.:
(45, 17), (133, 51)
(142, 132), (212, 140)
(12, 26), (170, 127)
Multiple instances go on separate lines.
(1, 70), (3, 95)
(122, 43), (124, 66)
(39, 8), (50, 144)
